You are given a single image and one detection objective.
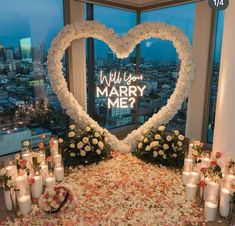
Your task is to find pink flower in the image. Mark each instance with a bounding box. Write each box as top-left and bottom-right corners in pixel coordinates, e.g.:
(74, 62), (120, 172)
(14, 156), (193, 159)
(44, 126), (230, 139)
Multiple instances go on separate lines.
(210, 161), (217, 167)
(49, 139), (55, 147)
(199, 180), (206, 188)
(39, 134), (46, 139)
(216, 152), (222, 159)
(38, 142), (44, 149)
(200, 167), (207, 174)
(28, 177), (35, 186)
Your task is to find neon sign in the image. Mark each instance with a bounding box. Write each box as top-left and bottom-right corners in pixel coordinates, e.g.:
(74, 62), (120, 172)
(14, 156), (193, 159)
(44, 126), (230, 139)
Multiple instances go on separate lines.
(96, 71), (146, 109)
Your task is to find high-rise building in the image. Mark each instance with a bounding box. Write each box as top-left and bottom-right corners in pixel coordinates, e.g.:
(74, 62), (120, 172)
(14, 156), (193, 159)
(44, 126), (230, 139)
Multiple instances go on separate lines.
(20, 37), (32, 60)
(5, 49), (13, 60)
(0, 45), (5, 62)
(32, 47), (41, 62)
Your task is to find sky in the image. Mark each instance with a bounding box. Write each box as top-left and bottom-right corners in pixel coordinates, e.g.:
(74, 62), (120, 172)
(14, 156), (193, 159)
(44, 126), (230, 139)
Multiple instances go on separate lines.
(0, 1), (224, 62)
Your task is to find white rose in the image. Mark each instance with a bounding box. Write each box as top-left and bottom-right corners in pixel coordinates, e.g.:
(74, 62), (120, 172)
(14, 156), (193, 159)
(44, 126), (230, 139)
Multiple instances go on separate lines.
(144, 138), (149, 143)
(94, 132), (100, 138)
(153, 151), (158, 158)
(163, 144), (169, 150)
(98, 141), (104, 150)
(173, 153), (177, 158)
(166, 136), (172, 142)
(0, 168), (7, 176)
(178, 135), (184, 141)
(140, 136), (145, 141)
(159, 150), (164, 155)
(174, 130), (179, 136)
(85, 126), (91, 132)
(77, 141), (84, 149)
(143, 130), (148, 135)
(163, 154), (167, 159)
(68, 131), (75, 138)
(194, 140), (201, 146)
(150, 141), (159, 148)
(158, 126), (166, 131)
(155, 134), (161, 140)
(104, 137), (108, 143)
(69, 143), (75, 149)
(80, 150), (86, 156)
(23, 140), (30, 146)
(82, 137), (89, 144)
(84, 145), (91, 152)
(138, 143), (143, 149)
(69, 125), (75, 130)
(92, 138), (98, 145)
(96, 149), (101, 155)
(177, 141), (182, 147)
(145, 146), (151, 151)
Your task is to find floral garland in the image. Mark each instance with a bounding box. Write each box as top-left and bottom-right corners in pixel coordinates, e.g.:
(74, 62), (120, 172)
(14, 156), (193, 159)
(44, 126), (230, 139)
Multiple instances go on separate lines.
(47, 21), (195, 153)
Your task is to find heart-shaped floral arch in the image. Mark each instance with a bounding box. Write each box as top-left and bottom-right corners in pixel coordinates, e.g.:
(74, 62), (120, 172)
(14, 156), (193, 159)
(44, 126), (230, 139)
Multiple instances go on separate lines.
(47, 21), (195, 153)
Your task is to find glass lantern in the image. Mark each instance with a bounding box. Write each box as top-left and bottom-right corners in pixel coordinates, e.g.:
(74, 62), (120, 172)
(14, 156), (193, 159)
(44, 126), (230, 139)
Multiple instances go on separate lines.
(49, 135), (59, 156)
(5, 159), (17, 179)
(45, 171), (56, 188)
(17, 186), (31, 215)
(21, 139), (32, 170)
(55, 161), (64, 182)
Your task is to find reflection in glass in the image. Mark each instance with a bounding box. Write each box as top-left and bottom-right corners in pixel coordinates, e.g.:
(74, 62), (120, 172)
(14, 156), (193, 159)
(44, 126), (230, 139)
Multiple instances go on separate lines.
(139, 3), (195, 134)
(0, 0), (66, 155)
(207, 11), (224, 143)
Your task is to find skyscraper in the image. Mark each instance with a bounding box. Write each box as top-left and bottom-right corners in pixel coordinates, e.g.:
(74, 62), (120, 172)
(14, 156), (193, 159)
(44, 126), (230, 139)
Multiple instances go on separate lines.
(20, 37), (32, 60)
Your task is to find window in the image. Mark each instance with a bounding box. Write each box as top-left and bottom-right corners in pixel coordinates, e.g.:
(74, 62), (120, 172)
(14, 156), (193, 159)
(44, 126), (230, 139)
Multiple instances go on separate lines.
(139, 4), (195, 134)
(87, 5), (137, 130)
(207, 11), (224, 143)
(0, 0), (66, 155)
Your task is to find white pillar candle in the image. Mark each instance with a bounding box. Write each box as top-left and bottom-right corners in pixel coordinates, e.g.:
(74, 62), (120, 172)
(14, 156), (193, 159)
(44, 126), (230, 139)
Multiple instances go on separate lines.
(31, 175), (43, 199)
(206, 181), (220, 201)
(40, 164), (48, 186)
(22, 152), (32, 169)
(201, 157), (211, 169)
(186, 183), (198, 201)
(18, 195), (31, 215)
(5, 165), (17, 179)
(53, 154), (62, 167)
(182, 171), (190, 185)
(219, 188), (231, 217)
(3, 190), (16, 211)
(16, 174), (28, 190)
(204, 201), (218, 221)
(184, 158), (193, 171)
(55, 167), (64, 182)
(45, 176), (56, 187)
(190, 171), (200, 184)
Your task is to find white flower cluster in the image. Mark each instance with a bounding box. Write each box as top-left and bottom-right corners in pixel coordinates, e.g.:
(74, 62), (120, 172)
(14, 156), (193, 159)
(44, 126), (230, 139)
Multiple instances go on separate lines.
(68, 126), (106, 158)
(47, 21), (195, 153)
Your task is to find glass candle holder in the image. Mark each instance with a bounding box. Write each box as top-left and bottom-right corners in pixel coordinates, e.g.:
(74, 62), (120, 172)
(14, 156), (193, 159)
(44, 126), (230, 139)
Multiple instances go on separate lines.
(49, 135), (59, 156)
(40, 162), (48, 186)
(17, 187), (31, 215)
(204, 199), (218, 222)
(38, 148), (46, 165)
(55, 162), (64, 182)
(5, 159), (17, 179)
(184, 158), (193, 172)
(45, 171), (56, 188)
(21, 139), (32, 170)
(31, 170), (43, 199)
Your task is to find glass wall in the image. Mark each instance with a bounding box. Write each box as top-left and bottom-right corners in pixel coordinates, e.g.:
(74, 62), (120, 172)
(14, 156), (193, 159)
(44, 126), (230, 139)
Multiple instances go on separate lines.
(139, 4), (195, 134)
(207, 11), (224, 143)
(88, 5), (137, 129)
(0, 0), (66, 155)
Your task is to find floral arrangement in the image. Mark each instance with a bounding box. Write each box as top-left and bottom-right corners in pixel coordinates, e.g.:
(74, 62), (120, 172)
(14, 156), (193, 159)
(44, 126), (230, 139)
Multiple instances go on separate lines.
(61, 125), (111, 166)
(39, 185), (76, 215)
(47, 20), (195, 153)
(0, 168), (16, 191)
(207, 152), (222, 180)
(132, 126), (187, 168)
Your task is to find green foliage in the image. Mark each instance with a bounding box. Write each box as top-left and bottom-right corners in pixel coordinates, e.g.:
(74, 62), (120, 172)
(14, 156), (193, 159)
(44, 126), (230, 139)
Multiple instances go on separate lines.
(132, 126), (187, 168)
(61, 125), (111, 166)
